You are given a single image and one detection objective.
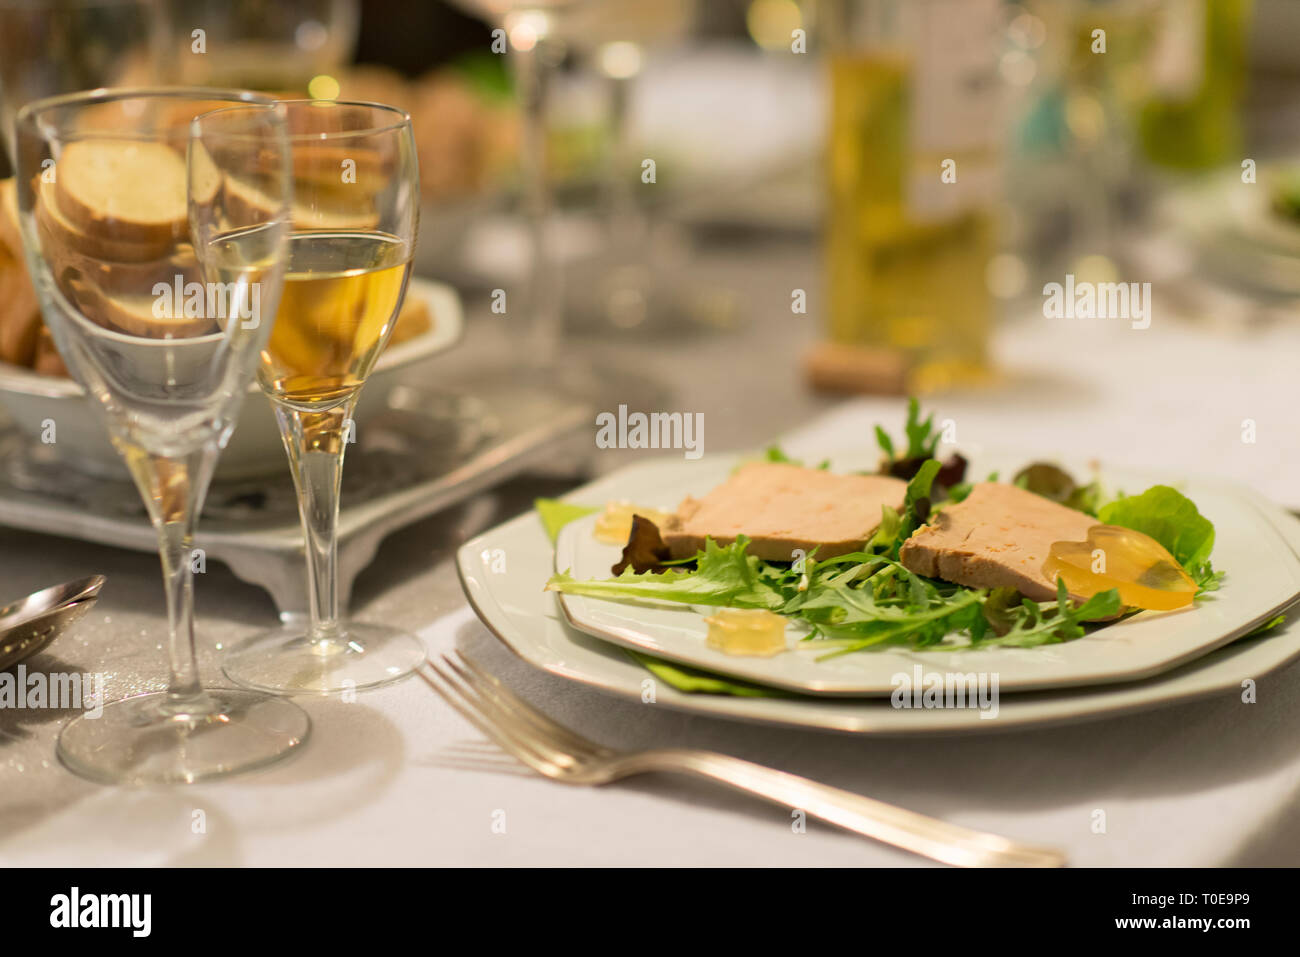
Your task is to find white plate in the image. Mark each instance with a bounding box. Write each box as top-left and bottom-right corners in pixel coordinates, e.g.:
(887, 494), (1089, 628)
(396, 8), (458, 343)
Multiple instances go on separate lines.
(0, 276), (463, 480)
(456, 484), (1300, 735)
(554, 453), (1300, 695)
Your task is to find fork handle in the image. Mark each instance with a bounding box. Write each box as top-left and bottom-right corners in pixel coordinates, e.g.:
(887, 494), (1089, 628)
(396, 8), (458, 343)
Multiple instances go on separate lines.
(628, 749), (1065, 867)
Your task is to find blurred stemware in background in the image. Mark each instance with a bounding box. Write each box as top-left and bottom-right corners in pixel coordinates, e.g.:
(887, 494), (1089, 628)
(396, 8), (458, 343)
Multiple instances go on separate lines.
(995, 0), (1256, 325)
(445, 0), (582, 371)
(13, 89), (310, 784)
(0, 0), (168, 167)
(160, 0), (359, 93)
(557, 0), (702, 335)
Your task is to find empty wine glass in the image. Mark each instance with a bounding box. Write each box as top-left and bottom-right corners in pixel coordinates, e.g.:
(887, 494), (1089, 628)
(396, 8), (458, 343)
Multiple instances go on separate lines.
(13, 88), (309, 784)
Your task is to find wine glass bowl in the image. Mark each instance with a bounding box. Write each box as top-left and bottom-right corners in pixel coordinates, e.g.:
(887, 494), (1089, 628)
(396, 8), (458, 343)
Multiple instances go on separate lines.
(13, 88), (310, 785)
(217, 99), (426, 696)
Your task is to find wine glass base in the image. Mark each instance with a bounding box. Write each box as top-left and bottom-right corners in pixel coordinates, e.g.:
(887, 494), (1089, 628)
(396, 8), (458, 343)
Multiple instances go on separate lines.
(57, 689), (311, 786)
(222, 621), (425, 696)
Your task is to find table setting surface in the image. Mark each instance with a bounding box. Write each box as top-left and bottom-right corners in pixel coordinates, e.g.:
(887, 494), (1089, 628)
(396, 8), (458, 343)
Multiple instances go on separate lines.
(3, 239), (1300, 867)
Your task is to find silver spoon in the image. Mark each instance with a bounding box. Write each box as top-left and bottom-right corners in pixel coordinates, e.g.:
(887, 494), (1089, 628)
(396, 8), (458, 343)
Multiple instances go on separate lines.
(0, 575), (106, 671)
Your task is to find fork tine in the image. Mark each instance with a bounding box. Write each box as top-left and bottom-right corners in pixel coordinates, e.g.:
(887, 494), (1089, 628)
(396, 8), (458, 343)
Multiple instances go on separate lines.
(420, 657), (576, 774)
(425, 755), (534, 777)
(433, 655), (584, 769)
(449, 652), (608, 759)
(443, 740), (514, 755)
(417, 660), (556, 775)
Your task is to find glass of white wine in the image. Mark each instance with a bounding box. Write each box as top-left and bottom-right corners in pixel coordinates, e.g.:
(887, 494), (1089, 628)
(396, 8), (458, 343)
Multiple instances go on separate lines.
(218, 99), (424, 695)
(12, 88), (310, 784)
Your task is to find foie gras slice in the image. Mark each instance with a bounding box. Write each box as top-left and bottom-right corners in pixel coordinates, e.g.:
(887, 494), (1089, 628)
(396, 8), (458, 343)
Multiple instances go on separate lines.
(660, 462), (908, 562)
(899, 482), (1100, 601)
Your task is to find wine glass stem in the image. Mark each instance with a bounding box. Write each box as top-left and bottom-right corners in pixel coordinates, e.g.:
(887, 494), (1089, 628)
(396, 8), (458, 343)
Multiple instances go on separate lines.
(158, 517), (201, 700)
(605, 72), (642, 247)
(126, 446), (217, 707)
(511, 30), (562, 367)
(274, 402), (353, 644)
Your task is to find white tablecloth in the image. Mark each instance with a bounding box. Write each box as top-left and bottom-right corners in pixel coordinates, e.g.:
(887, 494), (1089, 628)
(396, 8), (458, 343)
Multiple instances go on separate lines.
(4, 277), (1300, 867)
(5, 596), (1298, 867)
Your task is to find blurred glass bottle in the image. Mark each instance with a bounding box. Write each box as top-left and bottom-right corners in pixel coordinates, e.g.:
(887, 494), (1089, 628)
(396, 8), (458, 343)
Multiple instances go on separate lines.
(824, 0), (1003, 393)
(1137, 0), (1250, 171)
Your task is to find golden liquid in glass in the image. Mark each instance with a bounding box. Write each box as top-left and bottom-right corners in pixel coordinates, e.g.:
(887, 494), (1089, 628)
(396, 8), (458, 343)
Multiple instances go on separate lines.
(259, 229), (410, 411)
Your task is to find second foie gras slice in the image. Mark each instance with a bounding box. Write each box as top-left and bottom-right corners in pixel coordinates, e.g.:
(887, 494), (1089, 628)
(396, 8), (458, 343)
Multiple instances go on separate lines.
(660, 462), (908, 562)
(899, 482), (1100, 601)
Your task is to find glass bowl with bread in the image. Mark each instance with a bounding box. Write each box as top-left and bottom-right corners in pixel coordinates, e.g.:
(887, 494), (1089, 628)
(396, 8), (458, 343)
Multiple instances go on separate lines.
(0, 175), (460, 479)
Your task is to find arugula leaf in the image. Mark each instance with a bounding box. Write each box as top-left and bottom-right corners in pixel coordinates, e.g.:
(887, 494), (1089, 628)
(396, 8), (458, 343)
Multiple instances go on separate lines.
(903, 397), (939, 459)
(869, 505), (902, 551)
(546, 536), (788, 610)
(974, 581), (1122, 649)
(896, 459), (942, 549)
(946, 481), (974, 503)
(873, 426), (895, 461)
(1097, 485), (1218, 586)
(876, 397), (939, 464)
(535, 498), (599, 543)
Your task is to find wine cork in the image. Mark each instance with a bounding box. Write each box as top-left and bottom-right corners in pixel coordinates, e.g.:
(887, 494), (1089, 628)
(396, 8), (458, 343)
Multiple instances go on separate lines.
(803, 340), (908, 396)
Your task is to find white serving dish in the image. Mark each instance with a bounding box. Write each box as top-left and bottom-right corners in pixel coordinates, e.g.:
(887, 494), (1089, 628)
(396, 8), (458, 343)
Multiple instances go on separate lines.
(0, 276), (463, 480)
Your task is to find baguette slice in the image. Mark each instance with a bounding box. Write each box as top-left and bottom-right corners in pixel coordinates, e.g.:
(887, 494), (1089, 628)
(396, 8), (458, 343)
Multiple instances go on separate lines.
(291, 145), (392, 190)
(53, 139), (188, 247)
(68, 275), (215, 339)
(38, 177), (176, 263)
(41, 215), (199, 296)
(0, 180), (44, 367)
(223, 173), (381, 231)
(0, 178), (24, 260)
(0, 247), (42, 366)
(387, 294), (432, 347)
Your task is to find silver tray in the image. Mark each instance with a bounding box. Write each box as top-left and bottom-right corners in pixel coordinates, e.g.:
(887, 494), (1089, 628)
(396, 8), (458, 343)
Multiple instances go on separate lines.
(0, 374), (595, 615)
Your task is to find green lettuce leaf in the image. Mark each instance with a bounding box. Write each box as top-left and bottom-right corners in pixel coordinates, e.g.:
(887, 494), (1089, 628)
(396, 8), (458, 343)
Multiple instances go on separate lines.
(624, 649), (789, 697)
(1097, 485), (1216, 570)
(535, 498), (600, 543)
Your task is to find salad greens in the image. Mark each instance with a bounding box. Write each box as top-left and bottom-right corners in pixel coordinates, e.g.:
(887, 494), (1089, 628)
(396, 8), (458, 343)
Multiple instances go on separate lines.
(545, 401), (1239, 659)
(1014, 462), (1104, 517)
(875, 397), (939, 463)
(547, 463), (1125, 655)
(549, 536), (787, 611)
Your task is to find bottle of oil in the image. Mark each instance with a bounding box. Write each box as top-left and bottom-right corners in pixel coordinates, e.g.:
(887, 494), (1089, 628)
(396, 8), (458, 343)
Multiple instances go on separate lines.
(824, 0), (1003, 393)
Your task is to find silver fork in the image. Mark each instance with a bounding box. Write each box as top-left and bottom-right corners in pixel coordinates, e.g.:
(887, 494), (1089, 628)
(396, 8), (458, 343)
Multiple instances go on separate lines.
(419, 652), (1066, 867)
